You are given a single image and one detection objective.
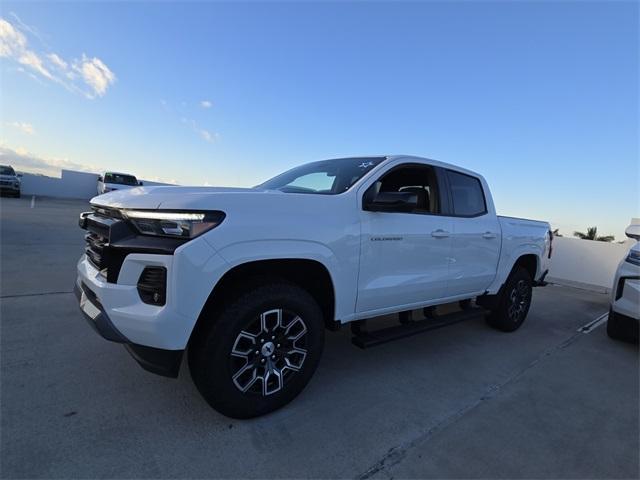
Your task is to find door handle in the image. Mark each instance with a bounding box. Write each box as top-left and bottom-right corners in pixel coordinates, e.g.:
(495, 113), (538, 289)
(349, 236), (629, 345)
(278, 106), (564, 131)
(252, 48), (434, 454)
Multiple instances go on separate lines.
(482, 232), (497, 239)
(431, 229), (450, 238)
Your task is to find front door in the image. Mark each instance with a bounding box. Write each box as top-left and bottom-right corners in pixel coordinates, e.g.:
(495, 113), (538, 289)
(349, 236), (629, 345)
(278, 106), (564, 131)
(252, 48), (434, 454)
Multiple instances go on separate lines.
(356, 164), (452, 314)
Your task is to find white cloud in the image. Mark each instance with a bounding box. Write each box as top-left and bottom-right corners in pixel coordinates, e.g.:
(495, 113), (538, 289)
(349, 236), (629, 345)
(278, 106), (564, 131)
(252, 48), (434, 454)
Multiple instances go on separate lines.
(0, 144), (98, 177)
(9, 12), (50, 50)
(196, 128), (220, 143)
(0, 17), (116, 99)
(0, 143), (179, 184)
(18, 49), (52, 79)
(47, 52), (67, 70)
(0, 18), (26, 56)
(187, 118), (218, 143)
(161, 100), (220, 144)
(198, 129), (214, 142)
(72, 54), (116, 98)
(0, 18), (53, 79)
(7, 122), (35, 135)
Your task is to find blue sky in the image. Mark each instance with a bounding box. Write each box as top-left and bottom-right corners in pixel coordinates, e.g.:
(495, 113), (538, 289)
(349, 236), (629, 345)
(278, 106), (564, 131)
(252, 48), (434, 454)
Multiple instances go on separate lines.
(1, 1), (638, 239)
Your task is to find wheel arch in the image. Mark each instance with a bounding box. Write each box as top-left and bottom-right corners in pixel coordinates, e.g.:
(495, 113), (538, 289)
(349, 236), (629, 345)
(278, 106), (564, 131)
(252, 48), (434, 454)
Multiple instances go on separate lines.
(189, 258), (337, 346)
(479, 252), (539, 309)
(512, 253), (538, 281)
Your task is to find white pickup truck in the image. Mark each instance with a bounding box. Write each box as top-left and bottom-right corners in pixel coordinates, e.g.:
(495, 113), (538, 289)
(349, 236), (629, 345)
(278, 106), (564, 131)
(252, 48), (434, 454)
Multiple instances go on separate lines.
(76, 155), (552, 418)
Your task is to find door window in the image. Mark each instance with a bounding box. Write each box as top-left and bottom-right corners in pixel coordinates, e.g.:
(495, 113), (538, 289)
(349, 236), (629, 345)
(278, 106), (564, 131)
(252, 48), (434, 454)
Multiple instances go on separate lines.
(366, 165), (440, 214)
(446, 170), (486, 217)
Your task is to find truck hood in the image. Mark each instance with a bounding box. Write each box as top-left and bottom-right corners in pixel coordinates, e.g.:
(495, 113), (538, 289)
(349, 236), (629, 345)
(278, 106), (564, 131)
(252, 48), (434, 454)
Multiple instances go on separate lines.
(91, 185), (263, 209)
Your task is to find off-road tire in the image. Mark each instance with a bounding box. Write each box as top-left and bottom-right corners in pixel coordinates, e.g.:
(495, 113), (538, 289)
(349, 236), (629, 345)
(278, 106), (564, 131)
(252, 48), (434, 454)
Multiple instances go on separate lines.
(486, 267), (533, 332)
(188, 280), (325, 418)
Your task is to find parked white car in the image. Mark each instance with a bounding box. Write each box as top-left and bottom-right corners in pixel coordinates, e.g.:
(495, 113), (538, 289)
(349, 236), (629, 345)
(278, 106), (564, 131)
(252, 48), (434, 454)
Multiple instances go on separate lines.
(76, 155), (552, 418)
(608, 225), (640, 343)
(97, 172), (142, 195)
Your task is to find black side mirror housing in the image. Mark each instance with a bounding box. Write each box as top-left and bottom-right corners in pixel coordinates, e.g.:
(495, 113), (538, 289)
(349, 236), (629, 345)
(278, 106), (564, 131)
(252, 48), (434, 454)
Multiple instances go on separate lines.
(139, 181), (144, 186)
(365, 191), (418, 213)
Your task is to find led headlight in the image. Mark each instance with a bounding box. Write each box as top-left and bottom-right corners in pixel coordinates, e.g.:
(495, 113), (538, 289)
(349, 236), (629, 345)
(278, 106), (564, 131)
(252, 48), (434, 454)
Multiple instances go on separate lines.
(625, 249), (640, 266)
(123, 210), (225, 238)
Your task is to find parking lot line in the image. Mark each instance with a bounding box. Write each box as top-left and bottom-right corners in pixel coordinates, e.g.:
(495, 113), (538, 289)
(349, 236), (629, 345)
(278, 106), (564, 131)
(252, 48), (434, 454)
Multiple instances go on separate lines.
(578, 312), (609, 333)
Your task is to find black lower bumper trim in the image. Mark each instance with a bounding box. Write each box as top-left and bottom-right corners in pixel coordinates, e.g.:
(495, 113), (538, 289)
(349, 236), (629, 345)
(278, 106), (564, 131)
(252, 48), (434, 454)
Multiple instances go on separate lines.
(125, 344), (183, 378)
(74, 282), (184, 378)
(609, 308), (639, 344)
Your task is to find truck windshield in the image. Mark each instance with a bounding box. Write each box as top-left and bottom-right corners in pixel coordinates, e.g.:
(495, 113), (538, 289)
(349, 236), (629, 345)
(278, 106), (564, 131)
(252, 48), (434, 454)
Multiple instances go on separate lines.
(0, 166), (16, 176)
(104, 173), (138, 186)
(258, 157), (386, 194)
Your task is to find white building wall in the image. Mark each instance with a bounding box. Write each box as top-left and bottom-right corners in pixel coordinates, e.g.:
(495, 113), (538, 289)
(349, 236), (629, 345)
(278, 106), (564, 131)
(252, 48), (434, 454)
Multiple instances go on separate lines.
(548, 236), (634, 293)
(19, 169), (172, 200)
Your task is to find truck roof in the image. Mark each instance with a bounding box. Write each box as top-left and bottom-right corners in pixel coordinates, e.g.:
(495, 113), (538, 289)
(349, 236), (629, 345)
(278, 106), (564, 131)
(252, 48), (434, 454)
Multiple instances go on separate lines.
(382, 155), (483, 179)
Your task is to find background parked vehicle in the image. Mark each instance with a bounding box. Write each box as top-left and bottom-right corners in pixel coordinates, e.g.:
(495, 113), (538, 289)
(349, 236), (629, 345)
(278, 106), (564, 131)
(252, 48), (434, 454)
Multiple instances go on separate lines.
(0, 165), (21, 198)
(608, 224), (640, 343)
(76, 155), (552, 418)
(97, 172), (142, 195)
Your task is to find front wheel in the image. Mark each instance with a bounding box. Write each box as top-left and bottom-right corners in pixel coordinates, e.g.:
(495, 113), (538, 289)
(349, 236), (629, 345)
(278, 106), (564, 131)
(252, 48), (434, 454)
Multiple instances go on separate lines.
(486, 267), (533, 332)
(188, 281), (325, 418)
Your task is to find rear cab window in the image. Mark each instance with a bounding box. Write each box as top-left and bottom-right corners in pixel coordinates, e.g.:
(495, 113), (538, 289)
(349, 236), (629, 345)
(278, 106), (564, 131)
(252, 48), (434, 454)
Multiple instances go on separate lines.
(446, 170), (487, 217)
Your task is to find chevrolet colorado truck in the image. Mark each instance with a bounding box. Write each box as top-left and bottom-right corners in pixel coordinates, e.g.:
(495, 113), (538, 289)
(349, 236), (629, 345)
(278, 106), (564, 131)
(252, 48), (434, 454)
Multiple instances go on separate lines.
(76, 155), (552, 418)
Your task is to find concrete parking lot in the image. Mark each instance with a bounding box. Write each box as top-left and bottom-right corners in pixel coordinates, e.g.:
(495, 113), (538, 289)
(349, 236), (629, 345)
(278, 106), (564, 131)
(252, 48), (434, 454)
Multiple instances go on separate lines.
(1, 196), (638, 479)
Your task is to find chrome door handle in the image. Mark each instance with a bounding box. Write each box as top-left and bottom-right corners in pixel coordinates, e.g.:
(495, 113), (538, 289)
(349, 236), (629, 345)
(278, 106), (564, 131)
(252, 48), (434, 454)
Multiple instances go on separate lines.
(482, 232), (497, 239)
(431, 229), (450, 238)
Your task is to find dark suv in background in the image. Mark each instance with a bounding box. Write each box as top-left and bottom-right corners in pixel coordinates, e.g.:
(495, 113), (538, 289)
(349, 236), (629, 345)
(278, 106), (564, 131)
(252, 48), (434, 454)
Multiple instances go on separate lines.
(0, 165), (21, 198)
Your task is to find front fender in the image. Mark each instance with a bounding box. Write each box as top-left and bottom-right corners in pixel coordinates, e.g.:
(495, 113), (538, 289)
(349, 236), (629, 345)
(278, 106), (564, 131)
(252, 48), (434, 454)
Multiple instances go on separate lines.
(213, 239), (356, 321)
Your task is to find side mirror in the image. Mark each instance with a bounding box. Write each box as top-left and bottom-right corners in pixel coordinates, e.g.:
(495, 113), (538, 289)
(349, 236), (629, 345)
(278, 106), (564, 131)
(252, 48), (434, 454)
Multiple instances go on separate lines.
(625, 224), (640, 240)
(138, 181), (144, 186)
(97, 176), (103, 182)
(17, 173), (23, 178)
(365, 191), (417, 213)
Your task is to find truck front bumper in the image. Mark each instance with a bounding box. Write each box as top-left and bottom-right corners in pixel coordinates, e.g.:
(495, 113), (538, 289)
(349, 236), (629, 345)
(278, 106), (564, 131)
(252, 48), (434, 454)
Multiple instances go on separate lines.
(75, 252), (194, 377)
(74, 279), (184, 377)
(0, 184), (20, 194)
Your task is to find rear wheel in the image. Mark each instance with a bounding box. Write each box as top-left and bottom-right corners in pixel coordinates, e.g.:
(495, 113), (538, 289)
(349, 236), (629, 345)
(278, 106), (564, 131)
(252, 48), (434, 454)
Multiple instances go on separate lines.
(189, 281), (325, 418)
(486, 267), (533, 332)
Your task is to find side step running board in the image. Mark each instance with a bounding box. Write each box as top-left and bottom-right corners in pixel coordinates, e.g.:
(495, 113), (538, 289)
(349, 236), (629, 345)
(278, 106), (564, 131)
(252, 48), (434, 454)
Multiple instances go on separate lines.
(351, 308), (486, 349)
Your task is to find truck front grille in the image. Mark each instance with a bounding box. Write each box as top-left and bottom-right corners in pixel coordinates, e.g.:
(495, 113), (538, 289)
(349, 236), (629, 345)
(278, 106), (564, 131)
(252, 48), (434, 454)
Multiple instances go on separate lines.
(82, 207), (120, 276)
(80, 205), (184, 284)
(85, 232), (107, 271)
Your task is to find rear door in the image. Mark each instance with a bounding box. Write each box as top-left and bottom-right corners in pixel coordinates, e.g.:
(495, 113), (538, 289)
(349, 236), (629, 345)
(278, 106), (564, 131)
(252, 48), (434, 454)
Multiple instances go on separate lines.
(444, 169), (501, 297)
(356, 162), (453, 314)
